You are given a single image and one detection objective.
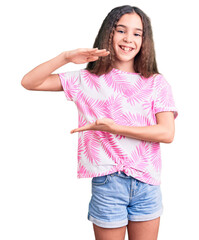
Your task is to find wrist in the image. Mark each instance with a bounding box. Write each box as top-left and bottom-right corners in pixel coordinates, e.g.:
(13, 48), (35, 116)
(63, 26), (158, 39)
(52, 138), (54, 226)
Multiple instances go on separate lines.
(112, 123), (120, 135)
(63, 51), (71, 63)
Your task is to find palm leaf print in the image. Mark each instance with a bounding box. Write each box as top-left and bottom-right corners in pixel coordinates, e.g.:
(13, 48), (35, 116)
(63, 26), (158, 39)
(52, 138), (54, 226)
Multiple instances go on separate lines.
(105, 70), (154, 105)
(76, 92), (124, 122)
(79, 129), (128, 166)
(129, 141), (151, 172)
(101, 95), (123, 119)
(115, 134), (126, 140)
(93, 131), (128, 163)
(81, 70), (101, 92)
(158, 84), (175, 108)
(77, 136), (84, 163)
(77, 114), (87, 162)
(147, 142), (161, 172)
(128, 141), (161, 176)
(136, 141), (161, 173)
(77, 163), (118, 178)
(141, 171), (156, 184)
(104, 70), (135, 96)
(117, 112), (152, 127)
(77, 162), (94, 178)
(153, 74), (177, 118)
(59, 72), (79, 101)
(63, 69), (177, 185)
(78, 113), (87, 127)
(83, 131), (101, 165)
(76, 91), (105, 119)
(126, 79), (154, 105)
(154, 74), (164, 91)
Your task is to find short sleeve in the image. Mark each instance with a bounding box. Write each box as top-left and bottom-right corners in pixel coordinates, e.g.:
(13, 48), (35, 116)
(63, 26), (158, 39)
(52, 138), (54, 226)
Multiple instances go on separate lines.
(58, 70), (80, 102)
(153, 74), (178, 119)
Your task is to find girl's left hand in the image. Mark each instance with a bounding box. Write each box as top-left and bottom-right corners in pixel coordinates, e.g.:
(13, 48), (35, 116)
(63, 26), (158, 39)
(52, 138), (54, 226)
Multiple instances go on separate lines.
(70, 118), (117, 134)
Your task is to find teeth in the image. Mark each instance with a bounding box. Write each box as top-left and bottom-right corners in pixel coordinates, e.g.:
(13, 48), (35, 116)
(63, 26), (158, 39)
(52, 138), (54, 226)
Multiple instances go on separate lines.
(120, 46), (133, 51)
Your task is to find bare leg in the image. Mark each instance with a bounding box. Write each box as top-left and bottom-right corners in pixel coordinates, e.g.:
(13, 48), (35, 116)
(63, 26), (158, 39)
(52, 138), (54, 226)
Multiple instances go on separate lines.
(93, 224), (127, 240)
(127, 217), (160, 240)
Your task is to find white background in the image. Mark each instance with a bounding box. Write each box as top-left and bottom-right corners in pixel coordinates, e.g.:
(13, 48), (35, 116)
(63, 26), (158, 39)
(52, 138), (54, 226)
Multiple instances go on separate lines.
(0, 0), (198, 239)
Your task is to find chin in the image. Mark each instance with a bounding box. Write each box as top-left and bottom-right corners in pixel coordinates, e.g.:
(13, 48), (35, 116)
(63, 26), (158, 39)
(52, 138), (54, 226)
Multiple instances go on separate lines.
(115, 55), (135, 63)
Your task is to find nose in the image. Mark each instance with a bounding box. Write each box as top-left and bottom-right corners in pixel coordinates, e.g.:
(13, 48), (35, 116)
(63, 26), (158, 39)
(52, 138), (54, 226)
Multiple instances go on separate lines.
(123, 36), (132, 43)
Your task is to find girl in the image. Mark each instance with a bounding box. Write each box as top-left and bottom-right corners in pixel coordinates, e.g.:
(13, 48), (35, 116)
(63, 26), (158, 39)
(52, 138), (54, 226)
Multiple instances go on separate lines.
(21, 5), (178, 240)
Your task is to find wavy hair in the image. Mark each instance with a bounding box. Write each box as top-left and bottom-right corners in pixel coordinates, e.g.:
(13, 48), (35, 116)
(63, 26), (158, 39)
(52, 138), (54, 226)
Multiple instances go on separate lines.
(86, 5), (159, 78)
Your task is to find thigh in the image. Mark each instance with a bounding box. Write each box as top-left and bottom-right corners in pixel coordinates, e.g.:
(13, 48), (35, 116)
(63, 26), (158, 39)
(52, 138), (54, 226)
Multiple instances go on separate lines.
(127, 217), (160, 240)
(93, 224), (126, 240)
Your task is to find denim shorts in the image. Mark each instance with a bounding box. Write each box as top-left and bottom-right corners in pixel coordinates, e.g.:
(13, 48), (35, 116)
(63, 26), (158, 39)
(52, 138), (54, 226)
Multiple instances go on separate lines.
(88, 171), (163, 228)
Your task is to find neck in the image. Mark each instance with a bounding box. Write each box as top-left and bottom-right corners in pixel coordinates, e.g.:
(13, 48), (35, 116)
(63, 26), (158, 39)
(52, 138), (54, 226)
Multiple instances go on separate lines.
(113, 61), (135, 73)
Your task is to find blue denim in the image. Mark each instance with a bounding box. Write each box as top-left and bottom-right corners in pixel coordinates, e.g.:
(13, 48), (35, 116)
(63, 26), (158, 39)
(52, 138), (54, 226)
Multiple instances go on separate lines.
(88, 171), (163, 228)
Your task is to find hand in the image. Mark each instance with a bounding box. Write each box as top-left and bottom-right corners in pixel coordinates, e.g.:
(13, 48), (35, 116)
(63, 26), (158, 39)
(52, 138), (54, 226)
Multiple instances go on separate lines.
(65, 48), (110, 64)
(70, 118), (117, 134)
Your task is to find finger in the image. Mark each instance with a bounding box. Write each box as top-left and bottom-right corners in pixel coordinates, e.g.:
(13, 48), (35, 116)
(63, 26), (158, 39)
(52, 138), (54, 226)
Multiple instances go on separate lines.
(87, 48), (108, 54)
(70, 128), (80, 134)
(85, 48), (99, 52)
(88, 51), (109, 58)
(87, 53), (109, 62)
(94, 51), (110, 56)
(70, 125), (90, 133)
(94, 49), (109, 53)
(87, 56), (99, 62)
(79, 48), (98, 54)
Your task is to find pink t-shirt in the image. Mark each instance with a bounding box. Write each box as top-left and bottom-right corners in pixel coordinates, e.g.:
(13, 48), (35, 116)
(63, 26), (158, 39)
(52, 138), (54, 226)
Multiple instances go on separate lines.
(59, 68), (178, 185)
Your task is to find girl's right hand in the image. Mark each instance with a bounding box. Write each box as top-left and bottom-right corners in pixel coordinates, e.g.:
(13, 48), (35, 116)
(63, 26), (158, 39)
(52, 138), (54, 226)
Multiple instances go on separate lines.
(65, 48), (110, 64)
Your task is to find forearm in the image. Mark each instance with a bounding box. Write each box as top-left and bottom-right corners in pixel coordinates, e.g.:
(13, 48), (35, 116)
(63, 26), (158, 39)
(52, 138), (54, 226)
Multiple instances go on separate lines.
(114, 124), (172, 143)
(21, 51), (69, 88)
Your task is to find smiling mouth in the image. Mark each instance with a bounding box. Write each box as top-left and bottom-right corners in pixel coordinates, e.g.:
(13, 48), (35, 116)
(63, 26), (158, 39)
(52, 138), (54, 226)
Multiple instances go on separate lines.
(119, 45), (134, 52)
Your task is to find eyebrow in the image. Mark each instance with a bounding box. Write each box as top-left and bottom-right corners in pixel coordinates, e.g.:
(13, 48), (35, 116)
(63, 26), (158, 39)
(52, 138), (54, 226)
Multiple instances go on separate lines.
(116, 24), (143, 32)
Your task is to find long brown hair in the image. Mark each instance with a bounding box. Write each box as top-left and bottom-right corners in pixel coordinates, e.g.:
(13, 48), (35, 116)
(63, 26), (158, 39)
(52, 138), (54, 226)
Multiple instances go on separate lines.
(86, 5), (159, 78)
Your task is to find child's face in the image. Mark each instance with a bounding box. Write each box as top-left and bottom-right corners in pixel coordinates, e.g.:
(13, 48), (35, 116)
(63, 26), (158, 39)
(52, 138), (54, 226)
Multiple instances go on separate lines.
(112, 13), (143, 67)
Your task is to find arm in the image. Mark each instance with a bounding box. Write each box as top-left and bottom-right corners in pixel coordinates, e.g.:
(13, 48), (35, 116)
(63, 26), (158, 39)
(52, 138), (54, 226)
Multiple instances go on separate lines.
(21, 48), (109, 91)
(21, 51), (69, 90)
(113, 112), (175, 143)
(70, 112), (175, 144)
